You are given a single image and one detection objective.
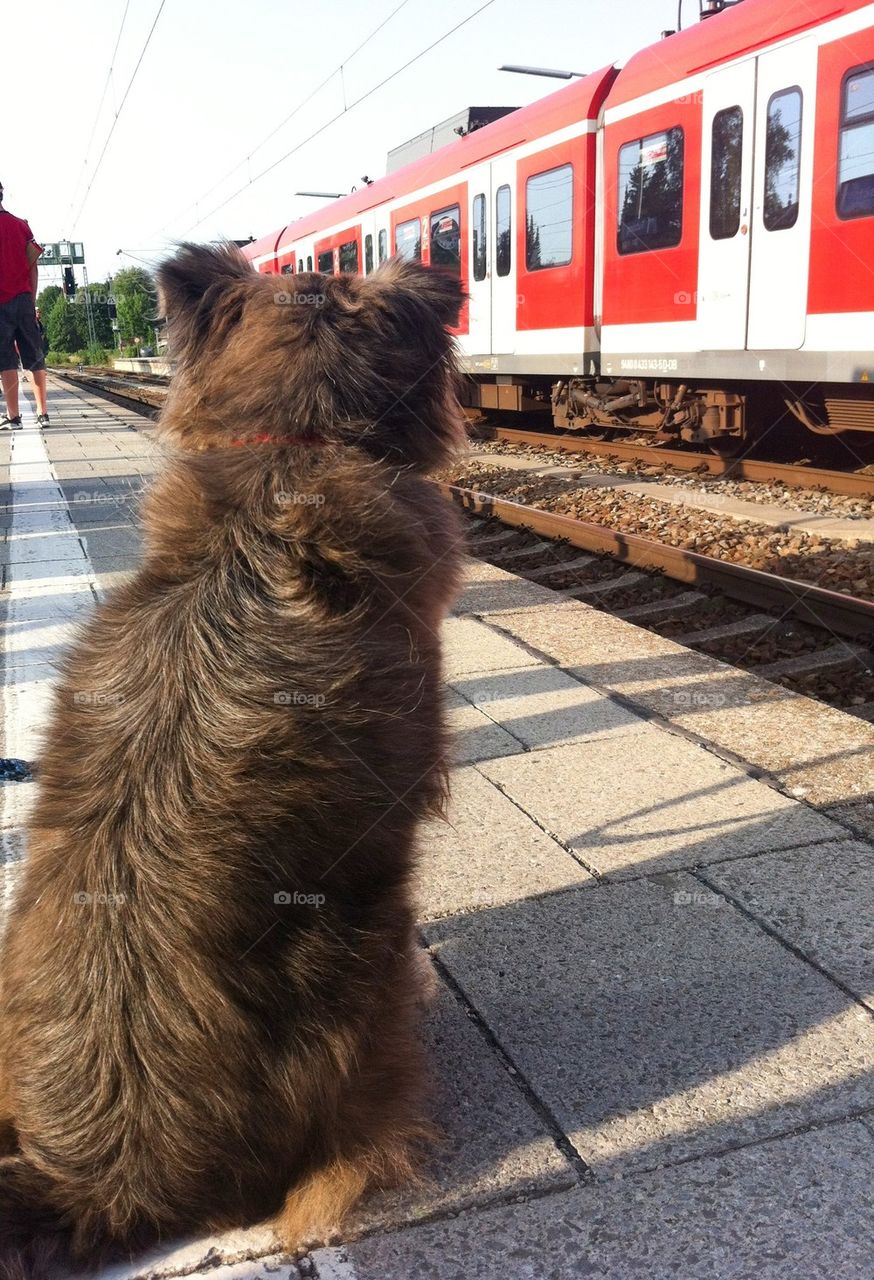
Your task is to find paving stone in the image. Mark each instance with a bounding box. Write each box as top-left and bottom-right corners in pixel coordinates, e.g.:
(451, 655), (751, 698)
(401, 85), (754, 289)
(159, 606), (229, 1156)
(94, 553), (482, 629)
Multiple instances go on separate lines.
(342, 1120), (874, 1280)
(480, 729), (840, 879)
(1, 616), (79, 667)
(825, 799), (874, 841)
(425, 873), (874, 1175)
(78, 528), (143, 558)
(444, 687), (524, 764)
(452, 559), (556, 616)
(442, 616), (539, 682)
(416, 765), (593, 920)
(450, 665), (644, 752)
(346, 980), (575, 1236)
(491, 600), (874, 808)
(705, 840), (874, 1010)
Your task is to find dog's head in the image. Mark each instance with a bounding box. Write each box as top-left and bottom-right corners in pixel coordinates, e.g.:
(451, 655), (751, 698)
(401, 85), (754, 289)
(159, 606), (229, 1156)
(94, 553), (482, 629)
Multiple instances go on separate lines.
(156, 242), (465, 471)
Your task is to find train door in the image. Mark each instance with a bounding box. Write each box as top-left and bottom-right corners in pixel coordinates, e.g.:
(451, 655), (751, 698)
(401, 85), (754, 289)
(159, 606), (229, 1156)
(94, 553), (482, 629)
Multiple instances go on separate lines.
(467, 169), (491, 355)
(746, 38), (818, 350)
(697, 60), (756, 349)
(490, 156), (516, 354)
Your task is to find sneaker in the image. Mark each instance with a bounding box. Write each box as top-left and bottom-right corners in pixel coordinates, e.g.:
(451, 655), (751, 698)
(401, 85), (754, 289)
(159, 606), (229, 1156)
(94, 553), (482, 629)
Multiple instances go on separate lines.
(0, 415), (22, 430)
(36, 413), (50, 427)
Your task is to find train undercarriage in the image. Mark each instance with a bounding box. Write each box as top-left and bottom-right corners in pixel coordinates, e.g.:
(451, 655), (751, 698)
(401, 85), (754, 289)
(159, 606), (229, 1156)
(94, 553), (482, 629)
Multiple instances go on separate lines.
(461, 375), (874, 454)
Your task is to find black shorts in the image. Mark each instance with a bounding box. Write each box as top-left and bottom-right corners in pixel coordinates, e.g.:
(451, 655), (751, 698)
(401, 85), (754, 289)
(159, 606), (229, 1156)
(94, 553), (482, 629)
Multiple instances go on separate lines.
(0, 292), (46, 373)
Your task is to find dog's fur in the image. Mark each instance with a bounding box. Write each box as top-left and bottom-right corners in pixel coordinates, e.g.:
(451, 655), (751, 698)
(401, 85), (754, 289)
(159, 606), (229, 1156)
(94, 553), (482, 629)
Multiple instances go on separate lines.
(0, 244), (465, 1276)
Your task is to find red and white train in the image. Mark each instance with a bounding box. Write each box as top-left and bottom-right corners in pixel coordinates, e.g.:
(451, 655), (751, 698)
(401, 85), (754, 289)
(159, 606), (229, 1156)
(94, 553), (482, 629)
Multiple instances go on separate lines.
(243, 0), (874, 452)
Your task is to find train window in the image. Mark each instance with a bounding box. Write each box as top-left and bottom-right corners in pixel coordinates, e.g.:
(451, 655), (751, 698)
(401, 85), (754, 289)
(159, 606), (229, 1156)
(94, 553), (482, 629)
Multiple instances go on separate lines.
(472, 193), (487, 281)
(430, 204), (461, 273)
(496, 184), (511, 277)
(710, 107), (743, 239)
(364, 234), (374, 274)
(526, 164), (573, 270)
(763, 88), (802, 231)
(317, 250), (334, 274)
(838, 64), (874, 219)
(617, 128), (684, 254)
(307, 255), (313, 271)
(281, 264), (293, 274)
(395, 217), (422, 261)
(378, 229), (388, 263)
(339, 240), (359, 274)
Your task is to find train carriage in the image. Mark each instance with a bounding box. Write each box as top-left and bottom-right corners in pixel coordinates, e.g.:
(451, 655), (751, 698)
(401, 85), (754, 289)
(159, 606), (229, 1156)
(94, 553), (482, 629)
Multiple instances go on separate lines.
(244, 0), (874, 451)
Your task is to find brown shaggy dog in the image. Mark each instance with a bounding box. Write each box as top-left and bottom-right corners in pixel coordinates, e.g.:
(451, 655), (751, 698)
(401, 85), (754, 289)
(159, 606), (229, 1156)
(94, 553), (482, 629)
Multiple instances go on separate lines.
(0, 244), (465, 1276)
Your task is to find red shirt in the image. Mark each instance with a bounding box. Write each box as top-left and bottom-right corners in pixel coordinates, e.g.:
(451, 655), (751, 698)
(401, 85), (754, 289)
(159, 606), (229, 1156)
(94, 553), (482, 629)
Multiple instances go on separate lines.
(0, 210), (41, 304)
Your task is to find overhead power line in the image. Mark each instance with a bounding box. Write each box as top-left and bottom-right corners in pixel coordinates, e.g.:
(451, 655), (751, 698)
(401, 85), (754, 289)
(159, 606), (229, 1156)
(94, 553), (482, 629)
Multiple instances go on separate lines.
(64, 0), (133, 234)
(180, 0), (497, 236)
(158, 0), (414, 236)
(70, 0), (169, 233)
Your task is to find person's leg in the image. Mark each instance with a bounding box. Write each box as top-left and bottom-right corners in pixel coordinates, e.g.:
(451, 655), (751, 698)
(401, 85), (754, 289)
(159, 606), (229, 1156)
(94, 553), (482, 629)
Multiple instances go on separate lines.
(29, 368), (47, 415)
(12, 296), (48, 419)
(0, 369), (19, 420)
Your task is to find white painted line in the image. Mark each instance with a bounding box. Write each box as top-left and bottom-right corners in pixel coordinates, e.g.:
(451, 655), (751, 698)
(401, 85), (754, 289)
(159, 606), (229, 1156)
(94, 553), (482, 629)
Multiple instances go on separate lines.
(1, 389), (98, 821)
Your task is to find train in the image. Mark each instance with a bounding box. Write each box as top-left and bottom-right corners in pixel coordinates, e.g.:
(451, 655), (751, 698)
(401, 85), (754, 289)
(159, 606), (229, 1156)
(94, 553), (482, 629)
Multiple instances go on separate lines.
(243, 0), (874, 455)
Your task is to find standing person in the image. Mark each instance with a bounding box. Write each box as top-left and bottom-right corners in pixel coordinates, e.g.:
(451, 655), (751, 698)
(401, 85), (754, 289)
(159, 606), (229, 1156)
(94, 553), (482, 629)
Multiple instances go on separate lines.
(0, 181), (50, 429)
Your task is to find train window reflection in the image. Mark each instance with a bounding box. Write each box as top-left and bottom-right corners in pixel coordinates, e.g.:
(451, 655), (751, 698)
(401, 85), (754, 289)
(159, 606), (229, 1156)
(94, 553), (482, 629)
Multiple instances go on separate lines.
(317, 250), (334, 273)
(395, 217), (422, 262)
(838, 65), (874, 219)
(763, 88), (802, 231)
(472, 193), (487, 281)
(618, 127), (684, 254)
(339, 240), (359, 273)
(378, 229), (388, 263)
(364, 234), (374, 274)
(526, 164), (573, 269)
(430, 205), (461, 273)
(496, 184), (511, 277)
(710, 106), (743, 239)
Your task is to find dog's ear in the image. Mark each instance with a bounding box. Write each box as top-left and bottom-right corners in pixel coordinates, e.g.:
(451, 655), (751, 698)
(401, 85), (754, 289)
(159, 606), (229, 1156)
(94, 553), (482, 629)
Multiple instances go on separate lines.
(157, 242), (252, 357)
(362, 258), (465, 332)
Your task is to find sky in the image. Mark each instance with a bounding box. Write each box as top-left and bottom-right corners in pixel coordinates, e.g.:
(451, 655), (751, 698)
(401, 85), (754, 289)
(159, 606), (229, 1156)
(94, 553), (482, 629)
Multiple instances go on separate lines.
(6, 0), (689, 286)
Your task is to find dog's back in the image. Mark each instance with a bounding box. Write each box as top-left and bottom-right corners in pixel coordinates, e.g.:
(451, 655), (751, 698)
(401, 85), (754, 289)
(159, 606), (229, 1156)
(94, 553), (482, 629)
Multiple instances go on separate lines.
(0, 246), (466, 1272)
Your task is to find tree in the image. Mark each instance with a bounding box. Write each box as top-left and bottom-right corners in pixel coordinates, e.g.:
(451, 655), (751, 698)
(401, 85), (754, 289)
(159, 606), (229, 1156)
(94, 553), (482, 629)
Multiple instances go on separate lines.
(36, 284), (63, 320)
(113, 266), (157, 347)
(46, 294), (88, 353)
(79, 280), (115, 347)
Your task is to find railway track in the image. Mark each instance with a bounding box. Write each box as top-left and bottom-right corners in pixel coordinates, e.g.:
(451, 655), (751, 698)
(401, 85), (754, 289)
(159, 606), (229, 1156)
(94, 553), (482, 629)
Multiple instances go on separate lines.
(483, 425), (874, 500)
(51, 371), (874, 503)
(447, 483), (874, 721)
(44, 371), (874, 716)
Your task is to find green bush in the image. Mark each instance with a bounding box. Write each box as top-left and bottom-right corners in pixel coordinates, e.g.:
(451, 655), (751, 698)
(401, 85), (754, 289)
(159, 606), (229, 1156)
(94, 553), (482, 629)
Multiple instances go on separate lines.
(46, 347), (113, 367)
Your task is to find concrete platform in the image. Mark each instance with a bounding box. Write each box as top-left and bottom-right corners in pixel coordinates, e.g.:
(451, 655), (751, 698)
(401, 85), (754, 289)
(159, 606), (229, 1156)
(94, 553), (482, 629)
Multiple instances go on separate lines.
(2, 378), (873, 1279)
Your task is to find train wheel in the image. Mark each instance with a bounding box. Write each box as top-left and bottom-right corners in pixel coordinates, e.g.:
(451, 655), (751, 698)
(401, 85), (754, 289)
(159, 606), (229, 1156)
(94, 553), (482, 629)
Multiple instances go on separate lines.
(708, 435), (745, 459)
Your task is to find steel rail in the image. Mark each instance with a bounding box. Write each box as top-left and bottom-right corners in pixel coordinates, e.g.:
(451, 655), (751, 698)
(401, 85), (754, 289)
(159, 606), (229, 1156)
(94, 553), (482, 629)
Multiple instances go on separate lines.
(441, 482), (874, 640)
(486, 425), (874, 500)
